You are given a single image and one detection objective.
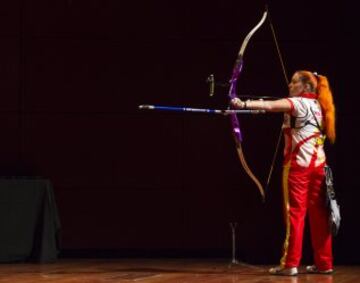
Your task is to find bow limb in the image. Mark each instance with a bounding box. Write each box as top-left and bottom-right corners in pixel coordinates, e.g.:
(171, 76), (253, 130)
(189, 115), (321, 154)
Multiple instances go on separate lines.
(235, 141), (265, 200)
(228, 10), (268, 201)
(239, 11), (268, 57)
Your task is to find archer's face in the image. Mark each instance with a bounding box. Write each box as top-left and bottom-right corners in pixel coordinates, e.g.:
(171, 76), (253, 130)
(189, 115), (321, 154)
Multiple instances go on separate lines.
(288, 73), (306, 97)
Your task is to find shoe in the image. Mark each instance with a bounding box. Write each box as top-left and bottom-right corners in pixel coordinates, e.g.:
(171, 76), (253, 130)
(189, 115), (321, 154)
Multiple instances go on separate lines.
(269, 266), (298, 276)
(306, 265), (333, 274)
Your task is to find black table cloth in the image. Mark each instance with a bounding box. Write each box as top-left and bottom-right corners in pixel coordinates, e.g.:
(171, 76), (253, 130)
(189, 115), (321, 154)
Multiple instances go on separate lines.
(0, 178), (60, 263)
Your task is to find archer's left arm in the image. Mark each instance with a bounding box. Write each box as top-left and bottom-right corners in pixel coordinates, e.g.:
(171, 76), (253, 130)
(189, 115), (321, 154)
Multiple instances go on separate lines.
(231, 98), (292, 113)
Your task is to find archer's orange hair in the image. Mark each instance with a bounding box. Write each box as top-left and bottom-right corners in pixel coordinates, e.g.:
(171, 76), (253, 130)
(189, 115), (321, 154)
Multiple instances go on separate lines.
(297, 71), (336, 144)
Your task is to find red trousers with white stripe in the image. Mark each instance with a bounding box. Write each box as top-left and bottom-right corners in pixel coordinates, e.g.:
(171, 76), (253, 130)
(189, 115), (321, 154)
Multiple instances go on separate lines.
(281, 164), (333, 270)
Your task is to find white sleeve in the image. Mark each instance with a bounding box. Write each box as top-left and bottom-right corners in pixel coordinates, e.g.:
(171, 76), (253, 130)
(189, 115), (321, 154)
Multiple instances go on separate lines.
(287, 97), (307, 117)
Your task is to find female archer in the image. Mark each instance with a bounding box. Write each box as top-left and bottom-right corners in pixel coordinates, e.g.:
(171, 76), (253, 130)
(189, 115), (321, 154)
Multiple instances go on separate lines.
(232, 70), (335, 276)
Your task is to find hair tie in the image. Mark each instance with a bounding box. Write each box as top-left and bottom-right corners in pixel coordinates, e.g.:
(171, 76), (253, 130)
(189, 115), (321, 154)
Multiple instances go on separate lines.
(313, 72), (320, 80)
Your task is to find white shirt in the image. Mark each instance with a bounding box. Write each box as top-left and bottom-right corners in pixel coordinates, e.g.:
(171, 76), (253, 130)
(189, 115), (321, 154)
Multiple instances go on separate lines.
(283, 94), (326, 168)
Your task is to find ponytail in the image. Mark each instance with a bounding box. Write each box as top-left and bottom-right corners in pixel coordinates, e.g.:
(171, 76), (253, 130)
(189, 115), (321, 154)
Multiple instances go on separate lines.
(317, 75), (336, 144)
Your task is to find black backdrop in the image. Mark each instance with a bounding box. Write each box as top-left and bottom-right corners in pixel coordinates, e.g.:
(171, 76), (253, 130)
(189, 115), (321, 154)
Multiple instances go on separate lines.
(0, 0), (358, 264)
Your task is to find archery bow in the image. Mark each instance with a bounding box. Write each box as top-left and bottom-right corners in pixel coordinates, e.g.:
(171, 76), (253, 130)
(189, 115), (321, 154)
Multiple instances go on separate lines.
(228, 7), (290, 200)
(228, 10), (268, 201)
(138, 8), (287, 201)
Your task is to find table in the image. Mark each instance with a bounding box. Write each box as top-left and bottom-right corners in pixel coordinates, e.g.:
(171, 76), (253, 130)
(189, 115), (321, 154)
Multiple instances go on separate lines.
(0, 178), (60, 262)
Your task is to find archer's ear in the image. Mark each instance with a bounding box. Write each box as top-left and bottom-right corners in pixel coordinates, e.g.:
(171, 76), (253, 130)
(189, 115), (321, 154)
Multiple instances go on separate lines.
(305, 83), (312, 92)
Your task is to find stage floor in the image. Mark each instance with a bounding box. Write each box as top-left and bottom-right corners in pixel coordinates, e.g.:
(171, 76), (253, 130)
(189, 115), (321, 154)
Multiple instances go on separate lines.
(0, 259), (358, 282)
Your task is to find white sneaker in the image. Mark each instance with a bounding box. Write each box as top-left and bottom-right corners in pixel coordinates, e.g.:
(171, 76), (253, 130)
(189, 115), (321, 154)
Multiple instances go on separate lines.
(269, 266), (298, 276)
(306, 265), (333, 274)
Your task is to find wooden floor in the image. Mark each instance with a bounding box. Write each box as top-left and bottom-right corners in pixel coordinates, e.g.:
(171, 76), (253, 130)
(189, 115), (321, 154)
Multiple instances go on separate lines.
(0, 259), (359, 283)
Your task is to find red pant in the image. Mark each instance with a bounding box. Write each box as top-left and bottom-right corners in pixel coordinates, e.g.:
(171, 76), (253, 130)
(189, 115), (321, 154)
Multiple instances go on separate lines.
(280, 164), (333, 270)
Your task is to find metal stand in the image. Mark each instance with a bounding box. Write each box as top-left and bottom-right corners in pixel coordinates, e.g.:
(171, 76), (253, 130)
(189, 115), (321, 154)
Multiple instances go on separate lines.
(229, 222), (239, 266)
